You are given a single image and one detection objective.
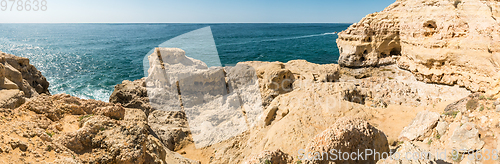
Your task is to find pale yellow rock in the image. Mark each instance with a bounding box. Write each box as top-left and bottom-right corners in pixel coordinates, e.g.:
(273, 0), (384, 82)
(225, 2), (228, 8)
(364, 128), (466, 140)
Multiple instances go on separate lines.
(0, 51), (50, 97)
(337, 0), (500, 92)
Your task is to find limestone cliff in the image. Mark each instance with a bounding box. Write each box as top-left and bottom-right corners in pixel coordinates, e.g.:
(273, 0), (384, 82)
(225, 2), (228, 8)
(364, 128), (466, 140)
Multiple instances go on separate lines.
(0, 51), (50, 109)
(337, 0), (500, 92)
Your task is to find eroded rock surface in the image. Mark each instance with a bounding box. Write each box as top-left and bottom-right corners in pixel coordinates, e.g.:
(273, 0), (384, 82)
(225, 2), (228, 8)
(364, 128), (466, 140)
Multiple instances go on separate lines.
(337, 0), (500, 93)
(0, 51), (49, 97)
(109, 78), (153, 115)
(449, 122), (485, 153)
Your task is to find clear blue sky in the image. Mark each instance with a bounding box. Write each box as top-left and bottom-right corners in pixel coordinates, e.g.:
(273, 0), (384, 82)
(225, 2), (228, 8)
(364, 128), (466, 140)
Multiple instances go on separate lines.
(0, 0), (396, 23)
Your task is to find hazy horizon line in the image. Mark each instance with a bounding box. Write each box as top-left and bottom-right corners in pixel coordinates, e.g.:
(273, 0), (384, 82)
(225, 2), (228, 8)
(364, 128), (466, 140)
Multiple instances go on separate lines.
(0, 22), (355, 24)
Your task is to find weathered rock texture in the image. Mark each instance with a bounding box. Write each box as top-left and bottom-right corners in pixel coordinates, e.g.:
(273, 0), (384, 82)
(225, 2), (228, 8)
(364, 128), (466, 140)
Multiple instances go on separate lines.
(109, 77), (152, 115)
(377, 141), (438, 164)
(304, 117), (389, 164)
(449, 122), (485, 153)
(337, 0), (500, 92)
(0, 93), (198, 164)
(243, 149), (293, 164)
(398, 111), (440, 141)
(0, 51), (50, 97)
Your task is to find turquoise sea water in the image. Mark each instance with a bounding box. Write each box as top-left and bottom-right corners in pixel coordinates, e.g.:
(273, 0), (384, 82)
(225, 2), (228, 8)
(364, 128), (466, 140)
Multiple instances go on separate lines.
(0, 23), (350, 101)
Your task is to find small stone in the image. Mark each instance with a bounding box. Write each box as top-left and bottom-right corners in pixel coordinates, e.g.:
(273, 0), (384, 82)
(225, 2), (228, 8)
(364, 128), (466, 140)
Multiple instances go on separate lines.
(436, 121), (448, 136)
(461, 115), (469, 124)
(496, 105), (500, 112)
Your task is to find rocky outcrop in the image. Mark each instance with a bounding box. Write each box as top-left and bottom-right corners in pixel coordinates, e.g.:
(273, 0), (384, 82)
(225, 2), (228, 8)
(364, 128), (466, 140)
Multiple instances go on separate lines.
(304, 117), (389, 164)
(449, 122), (484, 153)
(0, 89), (25, 109)
(0, 51), (50, 97)
(240, 60), (340, 108)
(337, 0), (500, 92)
(0, 93), (198, 164)
(243, 149), (293, 164)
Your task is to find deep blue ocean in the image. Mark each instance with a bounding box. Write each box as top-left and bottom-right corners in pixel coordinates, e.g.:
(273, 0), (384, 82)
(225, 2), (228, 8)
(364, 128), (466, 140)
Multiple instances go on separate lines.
(0, 23), (350, 101)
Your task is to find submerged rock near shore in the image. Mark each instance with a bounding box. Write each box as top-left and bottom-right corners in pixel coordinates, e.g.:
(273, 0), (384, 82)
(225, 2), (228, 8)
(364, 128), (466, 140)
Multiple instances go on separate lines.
(337, 0), (500, 93)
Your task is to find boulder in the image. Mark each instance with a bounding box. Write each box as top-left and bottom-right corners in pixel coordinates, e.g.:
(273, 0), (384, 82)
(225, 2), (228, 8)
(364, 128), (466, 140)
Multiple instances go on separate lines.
(444, 94), (482, 113)
(304, 117), (389, 164)
(377, 141), (438, 164)
(399, 111), (440, 141)
(243, 149), (293, 164)
(148, 110), (190, 151)
(449, 122), (485, 153)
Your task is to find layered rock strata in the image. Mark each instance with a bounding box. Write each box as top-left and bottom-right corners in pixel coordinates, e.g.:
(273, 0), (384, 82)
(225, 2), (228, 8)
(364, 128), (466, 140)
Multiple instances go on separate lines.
(337, 0), (500, 93)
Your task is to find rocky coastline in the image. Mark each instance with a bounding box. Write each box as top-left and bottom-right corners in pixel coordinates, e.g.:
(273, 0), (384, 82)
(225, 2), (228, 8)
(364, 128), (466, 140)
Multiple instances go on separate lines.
(1, 0), (500, 163)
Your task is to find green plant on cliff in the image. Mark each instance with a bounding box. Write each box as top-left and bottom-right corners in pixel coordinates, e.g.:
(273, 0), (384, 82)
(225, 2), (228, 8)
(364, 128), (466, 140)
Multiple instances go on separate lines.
(466, 99), (478, 111)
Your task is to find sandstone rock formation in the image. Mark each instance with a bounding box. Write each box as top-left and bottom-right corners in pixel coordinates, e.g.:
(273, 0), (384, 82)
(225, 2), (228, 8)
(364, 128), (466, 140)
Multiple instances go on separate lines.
(449, 122), (484, 153)
(242, 149), (293, 164)
(113, 48), (475, 163)
(377, 141), (438, 164)
(0, 51), (50, 97)
(304, 117), (389, 164)
(337, 0), (500, 93)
